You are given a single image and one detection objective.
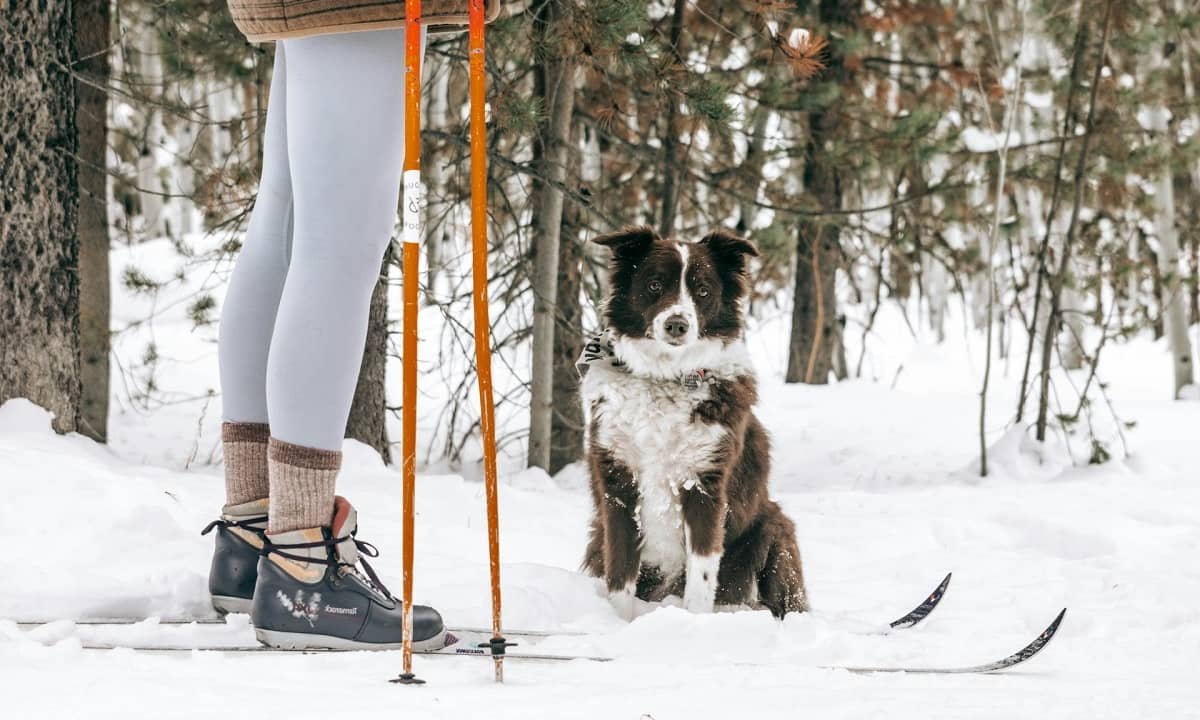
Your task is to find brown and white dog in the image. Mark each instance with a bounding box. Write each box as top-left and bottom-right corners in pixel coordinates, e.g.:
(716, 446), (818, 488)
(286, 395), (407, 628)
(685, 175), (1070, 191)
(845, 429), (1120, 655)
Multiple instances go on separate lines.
(579, 226), (809, 619)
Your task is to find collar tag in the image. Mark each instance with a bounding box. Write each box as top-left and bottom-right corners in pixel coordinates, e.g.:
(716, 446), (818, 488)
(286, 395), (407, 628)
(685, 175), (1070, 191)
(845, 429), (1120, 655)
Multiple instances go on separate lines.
(681, 369), (706, 390)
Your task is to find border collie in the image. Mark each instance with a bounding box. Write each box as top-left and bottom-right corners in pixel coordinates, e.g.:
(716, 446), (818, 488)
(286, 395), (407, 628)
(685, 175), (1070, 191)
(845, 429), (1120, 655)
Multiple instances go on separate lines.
(579, 226), (809, 619)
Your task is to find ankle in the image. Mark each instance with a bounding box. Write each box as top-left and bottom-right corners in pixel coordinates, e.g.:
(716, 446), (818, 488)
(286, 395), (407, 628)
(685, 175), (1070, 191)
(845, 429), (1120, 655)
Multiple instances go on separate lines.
(222, 421), (270, 505)
(267, 437), (340, 534)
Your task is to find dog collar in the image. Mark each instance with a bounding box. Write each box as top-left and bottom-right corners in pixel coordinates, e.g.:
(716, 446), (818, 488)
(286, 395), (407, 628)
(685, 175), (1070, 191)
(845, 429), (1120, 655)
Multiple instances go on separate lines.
(577, 329), (711, 389)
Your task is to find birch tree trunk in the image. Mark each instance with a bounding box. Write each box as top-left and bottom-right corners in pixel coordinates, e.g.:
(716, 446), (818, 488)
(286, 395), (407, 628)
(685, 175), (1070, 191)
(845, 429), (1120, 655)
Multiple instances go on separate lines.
(527, 0), (577, 471)
(136, 28), (166, 238)
(0, 0), (82, 432)
(1149, 102), (1196, 397)
(76, 0), (111, 442)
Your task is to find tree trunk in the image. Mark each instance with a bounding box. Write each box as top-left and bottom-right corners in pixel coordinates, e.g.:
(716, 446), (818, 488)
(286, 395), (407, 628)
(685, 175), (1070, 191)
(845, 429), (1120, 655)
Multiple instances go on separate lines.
(0, 0), (81, 432)
(1149, 104), (1196, 396)
(346, 251), (392, 462)
(135, 27), (165, 238)
(657, 0), (687, 236)
(784, 0), (857, 385)
(75, 0), (111, 443)
(527, 0), (577, 471)
(786, 222), (839, 384)
(550, 172), (585, 475)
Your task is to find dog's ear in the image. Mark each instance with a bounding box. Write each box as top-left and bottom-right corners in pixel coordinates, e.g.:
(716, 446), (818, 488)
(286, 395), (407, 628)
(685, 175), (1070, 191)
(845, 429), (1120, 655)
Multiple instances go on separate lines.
(700, 229), (759, 273)
(593, 226), (660, 258)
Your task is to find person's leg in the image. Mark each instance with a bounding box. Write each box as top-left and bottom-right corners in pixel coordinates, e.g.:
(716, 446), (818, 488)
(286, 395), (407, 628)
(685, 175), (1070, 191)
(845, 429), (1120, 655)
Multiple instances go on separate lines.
(217, 44), (292, 507)
(208, 46), (292, 614)
(250, 29), (445, 650)
(265, 29), (408, 534)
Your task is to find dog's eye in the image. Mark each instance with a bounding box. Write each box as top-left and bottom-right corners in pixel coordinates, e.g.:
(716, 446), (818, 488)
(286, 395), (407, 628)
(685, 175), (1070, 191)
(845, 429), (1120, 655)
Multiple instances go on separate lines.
(696, 285), (710, 298)
(648, 279), (663, 294)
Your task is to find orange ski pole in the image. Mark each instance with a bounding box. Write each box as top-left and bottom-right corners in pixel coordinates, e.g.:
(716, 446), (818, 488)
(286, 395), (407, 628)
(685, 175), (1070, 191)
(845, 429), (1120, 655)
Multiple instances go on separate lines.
(391, 0), (424, 686)
(467, 0), (511, 683)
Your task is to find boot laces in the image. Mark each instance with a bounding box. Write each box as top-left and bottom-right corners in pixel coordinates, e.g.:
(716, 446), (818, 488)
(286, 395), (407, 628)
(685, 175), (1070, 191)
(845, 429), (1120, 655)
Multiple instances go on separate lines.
(200, 515), (268, 536)
(260, 531), (394, 601)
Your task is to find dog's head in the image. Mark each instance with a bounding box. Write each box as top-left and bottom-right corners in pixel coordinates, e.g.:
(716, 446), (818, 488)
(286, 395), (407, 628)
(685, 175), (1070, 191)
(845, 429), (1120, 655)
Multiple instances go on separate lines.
(593, 226), (758, 353)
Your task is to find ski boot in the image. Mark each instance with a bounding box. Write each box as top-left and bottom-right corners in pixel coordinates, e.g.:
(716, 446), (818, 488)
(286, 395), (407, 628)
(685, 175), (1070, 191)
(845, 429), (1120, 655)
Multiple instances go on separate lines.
(202, 498), (269, 615)
(251, 496), (447, 651)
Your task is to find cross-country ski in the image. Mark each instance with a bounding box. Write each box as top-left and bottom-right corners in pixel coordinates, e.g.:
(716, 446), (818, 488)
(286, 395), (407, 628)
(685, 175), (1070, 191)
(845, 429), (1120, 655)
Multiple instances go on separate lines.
(14, 607), (1065, 675)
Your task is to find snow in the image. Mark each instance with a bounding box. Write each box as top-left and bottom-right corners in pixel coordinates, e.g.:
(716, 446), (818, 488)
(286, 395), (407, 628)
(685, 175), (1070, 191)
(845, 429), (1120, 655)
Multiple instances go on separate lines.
(4, 240), (1200, 717)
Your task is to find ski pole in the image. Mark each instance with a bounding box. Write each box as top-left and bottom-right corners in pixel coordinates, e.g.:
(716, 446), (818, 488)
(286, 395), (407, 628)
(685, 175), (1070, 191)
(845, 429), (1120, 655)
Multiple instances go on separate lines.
(391, 0), (424, 687)
(467, 0), (513, 684)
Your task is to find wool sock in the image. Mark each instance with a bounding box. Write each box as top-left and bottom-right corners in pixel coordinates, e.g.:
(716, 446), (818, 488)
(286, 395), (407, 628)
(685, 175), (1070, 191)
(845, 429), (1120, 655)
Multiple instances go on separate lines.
(222, 422), (270, 505)
(267, 437), (340, 533)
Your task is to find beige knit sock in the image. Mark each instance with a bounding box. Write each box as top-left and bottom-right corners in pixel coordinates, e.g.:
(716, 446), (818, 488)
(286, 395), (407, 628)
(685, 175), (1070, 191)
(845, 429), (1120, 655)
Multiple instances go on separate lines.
(222, 422), (270, 506)
(267, 437), (340, 534)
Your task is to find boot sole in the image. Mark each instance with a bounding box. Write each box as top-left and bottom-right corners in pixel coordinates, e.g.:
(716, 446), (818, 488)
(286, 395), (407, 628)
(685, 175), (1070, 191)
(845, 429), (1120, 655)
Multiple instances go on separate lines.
(254, 627), (450, 652)
(212, 595), (254, 615)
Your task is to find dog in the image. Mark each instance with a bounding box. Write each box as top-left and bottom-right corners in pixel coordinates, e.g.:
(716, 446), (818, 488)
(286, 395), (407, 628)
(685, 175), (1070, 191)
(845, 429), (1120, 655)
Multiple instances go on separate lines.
(579, 226), (808, 619)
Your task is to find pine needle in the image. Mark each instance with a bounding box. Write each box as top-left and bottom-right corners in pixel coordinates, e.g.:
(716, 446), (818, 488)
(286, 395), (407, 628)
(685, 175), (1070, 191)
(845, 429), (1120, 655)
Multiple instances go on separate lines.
(777, 30), (828, 81)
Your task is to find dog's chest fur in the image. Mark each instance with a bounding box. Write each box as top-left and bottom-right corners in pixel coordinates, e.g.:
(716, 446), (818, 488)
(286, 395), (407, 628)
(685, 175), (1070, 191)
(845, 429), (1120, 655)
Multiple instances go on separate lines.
(585, 369), (726, 582)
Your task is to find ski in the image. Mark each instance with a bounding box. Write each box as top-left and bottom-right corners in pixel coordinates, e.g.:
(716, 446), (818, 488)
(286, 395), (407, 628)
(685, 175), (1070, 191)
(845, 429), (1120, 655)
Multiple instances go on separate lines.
(15, 600), (1066, 673)
(886, 572), (952, 630)
(825, 607), (1066, 675)
(38, 610), (1065, 673)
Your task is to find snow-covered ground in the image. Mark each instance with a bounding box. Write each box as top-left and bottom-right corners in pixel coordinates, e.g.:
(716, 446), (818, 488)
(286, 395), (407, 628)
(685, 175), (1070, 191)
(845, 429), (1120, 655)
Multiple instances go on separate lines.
(3, 237), (1200, 718)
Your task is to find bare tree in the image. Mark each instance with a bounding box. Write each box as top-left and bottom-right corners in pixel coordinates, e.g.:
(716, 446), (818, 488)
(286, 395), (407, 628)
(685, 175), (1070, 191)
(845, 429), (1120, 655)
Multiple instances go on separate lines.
(0, 0), (82, 432)
(1035, 0), (1113, 442)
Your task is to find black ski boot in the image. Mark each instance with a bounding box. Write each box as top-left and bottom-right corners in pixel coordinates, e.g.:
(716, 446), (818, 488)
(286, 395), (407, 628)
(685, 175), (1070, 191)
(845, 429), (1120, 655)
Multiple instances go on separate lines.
(201, 498), (269, 615)
(251, 496), (447, 651)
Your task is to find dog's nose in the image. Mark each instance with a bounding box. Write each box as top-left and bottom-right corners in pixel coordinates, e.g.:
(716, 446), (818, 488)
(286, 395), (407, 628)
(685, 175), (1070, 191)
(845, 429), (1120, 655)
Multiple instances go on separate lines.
(664, 315), (689, 339)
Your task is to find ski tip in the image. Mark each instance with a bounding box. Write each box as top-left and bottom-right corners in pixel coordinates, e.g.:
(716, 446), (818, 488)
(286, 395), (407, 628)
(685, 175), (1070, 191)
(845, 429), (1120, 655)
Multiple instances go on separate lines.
(887, 571), (954, 630)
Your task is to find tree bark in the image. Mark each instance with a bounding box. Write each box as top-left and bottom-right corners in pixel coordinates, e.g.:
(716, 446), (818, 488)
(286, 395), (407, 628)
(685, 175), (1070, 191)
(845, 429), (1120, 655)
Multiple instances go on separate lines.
(346, 251), (392, 462)
(0, 0), (81, 432)
(528, 0), (577, 471)
(786, 222), (839, 384)
(75, 0), (111, 443)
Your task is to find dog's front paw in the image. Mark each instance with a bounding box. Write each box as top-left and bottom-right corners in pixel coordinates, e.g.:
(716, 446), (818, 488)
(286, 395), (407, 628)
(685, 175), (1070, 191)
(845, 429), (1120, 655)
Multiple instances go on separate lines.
(683, 553), (720, 613)
(608, 582), (638, 621)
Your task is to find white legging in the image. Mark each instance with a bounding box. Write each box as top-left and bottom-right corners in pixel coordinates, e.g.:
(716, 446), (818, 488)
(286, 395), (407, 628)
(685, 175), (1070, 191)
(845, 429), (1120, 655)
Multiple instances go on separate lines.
(219, 29), (421, 451)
